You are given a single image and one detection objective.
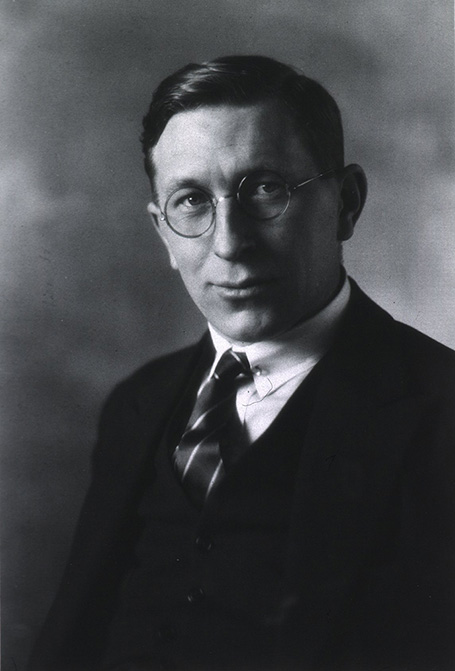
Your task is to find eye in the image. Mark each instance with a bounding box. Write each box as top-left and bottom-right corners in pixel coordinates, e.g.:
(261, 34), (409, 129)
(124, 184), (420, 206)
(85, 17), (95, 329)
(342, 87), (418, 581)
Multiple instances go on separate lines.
(175, 190), (209, 209)
(167, 187), (212, 219)
(242, 173), (287, 201)
(255, 180), (282, 195)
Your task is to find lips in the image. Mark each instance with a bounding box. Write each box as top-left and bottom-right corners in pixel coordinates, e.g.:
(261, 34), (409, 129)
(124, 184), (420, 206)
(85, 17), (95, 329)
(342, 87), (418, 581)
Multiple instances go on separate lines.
(211, 277), (274, 298)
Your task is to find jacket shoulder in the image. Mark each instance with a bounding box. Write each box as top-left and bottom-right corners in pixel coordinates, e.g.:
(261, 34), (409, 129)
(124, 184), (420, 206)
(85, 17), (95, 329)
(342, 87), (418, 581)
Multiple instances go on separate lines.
(383, 316), (455, 399)
(105, 336), (210, 410)
(347, 280), (455, 396)
(92, 336), (212, 472)
(394, 320), (455, 371)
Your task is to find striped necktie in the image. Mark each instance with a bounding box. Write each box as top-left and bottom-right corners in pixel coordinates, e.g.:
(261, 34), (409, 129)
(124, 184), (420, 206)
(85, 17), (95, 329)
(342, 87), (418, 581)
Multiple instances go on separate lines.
(173, 349), (251, 506)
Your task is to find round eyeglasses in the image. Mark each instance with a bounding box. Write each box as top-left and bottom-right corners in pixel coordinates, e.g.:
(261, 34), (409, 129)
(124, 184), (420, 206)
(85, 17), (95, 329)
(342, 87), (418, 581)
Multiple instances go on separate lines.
(158, 168), (335, 238)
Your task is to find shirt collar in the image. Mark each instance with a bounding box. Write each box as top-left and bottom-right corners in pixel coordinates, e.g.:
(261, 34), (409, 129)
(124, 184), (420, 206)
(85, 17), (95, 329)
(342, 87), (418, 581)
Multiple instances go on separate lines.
(208, 275), (351, 400)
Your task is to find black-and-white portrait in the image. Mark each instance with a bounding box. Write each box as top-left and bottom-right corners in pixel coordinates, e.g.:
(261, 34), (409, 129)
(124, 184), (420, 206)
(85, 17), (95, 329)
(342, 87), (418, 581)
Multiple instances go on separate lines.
(2, 2), (454, 670)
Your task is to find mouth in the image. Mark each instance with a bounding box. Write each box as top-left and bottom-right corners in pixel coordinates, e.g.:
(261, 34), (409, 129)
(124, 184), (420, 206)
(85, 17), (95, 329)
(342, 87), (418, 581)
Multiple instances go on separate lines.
(211, 278), (274, 299)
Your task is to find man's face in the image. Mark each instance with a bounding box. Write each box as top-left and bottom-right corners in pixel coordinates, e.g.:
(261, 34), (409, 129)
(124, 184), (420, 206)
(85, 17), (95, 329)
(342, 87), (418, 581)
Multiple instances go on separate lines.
(149, 102), (351, 344)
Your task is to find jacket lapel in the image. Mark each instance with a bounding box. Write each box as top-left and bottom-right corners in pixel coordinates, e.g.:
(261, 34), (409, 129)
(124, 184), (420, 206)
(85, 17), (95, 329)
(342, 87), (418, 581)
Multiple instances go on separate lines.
(279, 283), (428, 663)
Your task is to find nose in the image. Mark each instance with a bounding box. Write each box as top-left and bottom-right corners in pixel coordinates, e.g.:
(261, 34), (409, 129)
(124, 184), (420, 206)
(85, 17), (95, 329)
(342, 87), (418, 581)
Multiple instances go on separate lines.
(212, 196), (255, 260)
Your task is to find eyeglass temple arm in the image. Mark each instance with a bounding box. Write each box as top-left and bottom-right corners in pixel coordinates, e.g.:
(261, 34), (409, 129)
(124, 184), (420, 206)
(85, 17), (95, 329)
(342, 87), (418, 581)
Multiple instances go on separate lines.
(291, 168), (336, 192)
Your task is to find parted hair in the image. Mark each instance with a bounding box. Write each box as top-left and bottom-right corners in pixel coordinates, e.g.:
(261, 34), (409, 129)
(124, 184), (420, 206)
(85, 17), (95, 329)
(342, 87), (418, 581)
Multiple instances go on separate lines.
(141, 55), (344, 190)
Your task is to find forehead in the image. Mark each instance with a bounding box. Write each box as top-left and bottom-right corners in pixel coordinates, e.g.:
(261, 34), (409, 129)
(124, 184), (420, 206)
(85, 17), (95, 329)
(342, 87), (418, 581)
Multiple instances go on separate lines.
(151, 102), (317, 194)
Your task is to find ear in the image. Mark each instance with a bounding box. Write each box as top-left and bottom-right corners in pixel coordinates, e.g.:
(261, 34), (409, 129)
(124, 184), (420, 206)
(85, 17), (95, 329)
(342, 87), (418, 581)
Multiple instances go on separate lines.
(336, 164), (368, 241)
(147, 201), (179, 270)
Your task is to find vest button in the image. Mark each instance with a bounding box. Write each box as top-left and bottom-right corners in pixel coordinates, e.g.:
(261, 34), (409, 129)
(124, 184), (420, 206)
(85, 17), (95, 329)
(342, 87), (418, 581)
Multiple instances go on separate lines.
(157, 624), (177, 641)
(187, 587), (205, 603)
(195, 535), (214, 552)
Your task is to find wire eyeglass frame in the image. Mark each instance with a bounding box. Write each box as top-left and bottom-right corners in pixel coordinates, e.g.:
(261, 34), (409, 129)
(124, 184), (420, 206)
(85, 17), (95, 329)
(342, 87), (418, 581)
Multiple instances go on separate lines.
(158, 168), (336, 238)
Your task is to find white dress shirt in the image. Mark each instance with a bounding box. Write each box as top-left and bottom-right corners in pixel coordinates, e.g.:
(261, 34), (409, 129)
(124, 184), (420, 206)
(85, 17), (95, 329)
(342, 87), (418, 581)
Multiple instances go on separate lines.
(207, 277), (351, 444)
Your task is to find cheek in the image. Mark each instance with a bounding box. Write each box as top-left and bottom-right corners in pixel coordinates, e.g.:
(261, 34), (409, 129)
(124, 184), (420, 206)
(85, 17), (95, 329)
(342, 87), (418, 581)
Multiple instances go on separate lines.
(163, 233), (196, 270)
(170, 246), (207, 294)
(277, 226), (338, 284)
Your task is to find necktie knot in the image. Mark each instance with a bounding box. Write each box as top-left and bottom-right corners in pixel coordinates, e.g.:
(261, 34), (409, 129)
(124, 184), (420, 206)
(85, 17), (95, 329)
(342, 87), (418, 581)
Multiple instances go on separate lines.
(173, 349), (251, 506)
(213, 350), (250, 382)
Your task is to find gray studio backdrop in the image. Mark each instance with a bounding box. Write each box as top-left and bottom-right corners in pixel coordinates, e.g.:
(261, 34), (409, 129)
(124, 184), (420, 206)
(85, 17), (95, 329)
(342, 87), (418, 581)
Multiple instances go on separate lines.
(1, 1), (454, 669)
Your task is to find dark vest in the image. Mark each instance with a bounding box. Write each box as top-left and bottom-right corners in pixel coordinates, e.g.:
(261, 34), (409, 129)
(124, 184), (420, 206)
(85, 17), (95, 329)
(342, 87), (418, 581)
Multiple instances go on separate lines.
(101, 369), (321, 671)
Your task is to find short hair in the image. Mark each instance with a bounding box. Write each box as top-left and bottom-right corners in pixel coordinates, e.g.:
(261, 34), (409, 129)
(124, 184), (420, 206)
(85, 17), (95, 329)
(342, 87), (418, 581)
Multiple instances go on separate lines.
(141, 55), (344, 191)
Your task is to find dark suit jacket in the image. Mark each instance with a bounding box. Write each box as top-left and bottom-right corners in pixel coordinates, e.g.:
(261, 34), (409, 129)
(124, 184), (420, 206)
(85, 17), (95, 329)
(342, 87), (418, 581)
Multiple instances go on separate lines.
(29, 281), (455, 671)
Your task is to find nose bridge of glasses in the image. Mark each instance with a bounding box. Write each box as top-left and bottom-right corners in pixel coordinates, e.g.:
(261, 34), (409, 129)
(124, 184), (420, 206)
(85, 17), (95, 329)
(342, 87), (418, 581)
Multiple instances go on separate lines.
(213, 192), (236, 209)
(212, 192), (242, 225)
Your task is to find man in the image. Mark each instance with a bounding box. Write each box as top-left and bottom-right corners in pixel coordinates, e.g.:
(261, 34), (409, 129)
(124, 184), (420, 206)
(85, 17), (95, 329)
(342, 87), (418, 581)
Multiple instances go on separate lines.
(29, 55), (455, 671)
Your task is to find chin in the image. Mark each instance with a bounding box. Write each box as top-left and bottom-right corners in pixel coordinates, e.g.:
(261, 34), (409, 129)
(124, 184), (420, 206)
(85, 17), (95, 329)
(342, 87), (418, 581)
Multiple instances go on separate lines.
(211, 312), (282, 345)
